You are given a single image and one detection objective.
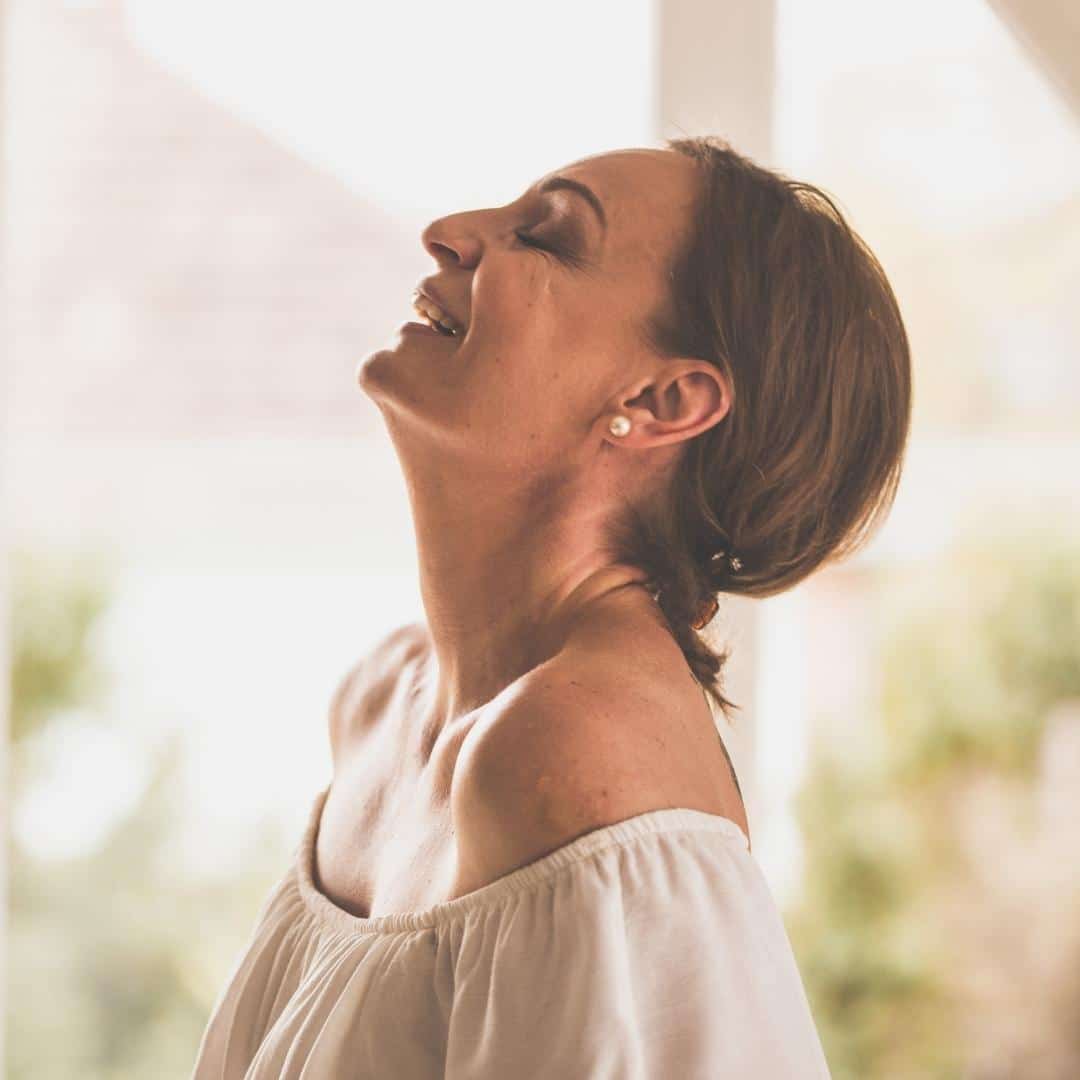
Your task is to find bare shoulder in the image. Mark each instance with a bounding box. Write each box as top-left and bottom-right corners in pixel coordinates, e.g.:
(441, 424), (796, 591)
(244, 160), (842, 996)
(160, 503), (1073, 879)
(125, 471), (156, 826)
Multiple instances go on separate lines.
(450, 637), (749, 895)
(327, 621), (430, 762)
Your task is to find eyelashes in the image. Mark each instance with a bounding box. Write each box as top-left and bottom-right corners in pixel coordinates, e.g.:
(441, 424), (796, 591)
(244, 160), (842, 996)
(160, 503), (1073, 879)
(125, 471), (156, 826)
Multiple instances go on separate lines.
(514, 228), (590, 272)
(514, 229), (559, 254)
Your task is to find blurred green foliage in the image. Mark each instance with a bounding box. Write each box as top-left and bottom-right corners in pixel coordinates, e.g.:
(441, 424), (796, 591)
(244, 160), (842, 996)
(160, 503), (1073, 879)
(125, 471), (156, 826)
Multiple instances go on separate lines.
(6, 549), (292, 1080)
(786, 520), (1080, 1079)
(9, 551), (112, 746)
(9, 522), (1080, 1077)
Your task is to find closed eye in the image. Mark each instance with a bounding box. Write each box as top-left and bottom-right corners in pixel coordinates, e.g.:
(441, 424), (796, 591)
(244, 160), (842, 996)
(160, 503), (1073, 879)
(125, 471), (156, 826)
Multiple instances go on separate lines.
(514, 229), (556, 253)
(513, 228), (592, 273)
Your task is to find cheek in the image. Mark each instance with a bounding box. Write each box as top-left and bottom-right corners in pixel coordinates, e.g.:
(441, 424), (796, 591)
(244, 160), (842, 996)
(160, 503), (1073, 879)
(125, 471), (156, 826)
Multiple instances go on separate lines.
(491, 262), (592, 345)
(471, 271), (609, 394)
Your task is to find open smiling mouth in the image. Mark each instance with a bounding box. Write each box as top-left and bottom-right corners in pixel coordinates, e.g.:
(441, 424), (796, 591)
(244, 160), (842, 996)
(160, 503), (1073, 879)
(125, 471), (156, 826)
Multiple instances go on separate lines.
(411, 291), (465, 339)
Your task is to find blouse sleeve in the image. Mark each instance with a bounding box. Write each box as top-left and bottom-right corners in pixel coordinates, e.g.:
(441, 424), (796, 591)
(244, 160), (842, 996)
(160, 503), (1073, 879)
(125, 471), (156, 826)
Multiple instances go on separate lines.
(442, 821), (832, 1080)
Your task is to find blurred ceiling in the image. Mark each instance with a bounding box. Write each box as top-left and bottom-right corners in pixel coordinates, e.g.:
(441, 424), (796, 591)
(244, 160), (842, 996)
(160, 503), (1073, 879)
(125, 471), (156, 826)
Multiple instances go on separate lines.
(987, 0), (1080, 122)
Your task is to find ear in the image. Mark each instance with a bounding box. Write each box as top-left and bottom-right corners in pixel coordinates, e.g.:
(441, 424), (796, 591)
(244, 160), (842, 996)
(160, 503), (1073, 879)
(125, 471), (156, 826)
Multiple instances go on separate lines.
(614, 361), (732, 445)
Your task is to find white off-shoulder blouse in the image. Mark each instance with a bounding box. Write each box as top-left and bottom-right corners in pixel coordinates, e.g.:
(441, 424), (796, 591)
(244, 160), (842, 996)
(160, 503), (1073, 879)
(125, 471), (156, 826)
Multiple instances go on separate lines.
(191, 784), (832, 1078)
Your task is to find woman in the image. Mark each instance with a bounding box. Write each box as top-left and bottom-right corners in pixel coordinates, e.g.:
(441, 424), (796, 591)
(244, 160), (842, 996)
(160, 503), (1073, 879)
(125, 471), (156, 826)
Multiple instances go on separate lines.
(192, 136), (910, 1078)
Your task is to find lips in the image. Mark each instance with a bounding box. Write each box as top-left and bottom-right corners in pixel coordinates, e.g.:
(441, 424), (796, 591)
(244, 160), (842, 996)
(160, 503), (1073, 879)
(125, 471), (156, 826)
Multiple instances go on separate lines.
(417, 280), (468, 333)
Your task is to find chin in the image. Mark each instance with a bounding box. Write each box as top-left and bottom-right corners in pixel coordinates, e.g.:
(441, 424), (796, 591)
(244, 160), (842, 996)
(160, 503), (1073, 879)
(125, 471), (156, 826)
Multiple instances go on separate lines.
(354, 348), (398, 399)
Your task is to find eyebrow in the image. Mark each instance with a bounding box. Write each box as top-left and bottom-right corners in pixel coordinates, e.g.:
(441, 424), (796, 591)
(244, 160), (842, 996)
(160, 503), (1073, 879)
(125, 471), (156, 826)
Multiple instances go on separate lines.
(535, 176), (607, 231)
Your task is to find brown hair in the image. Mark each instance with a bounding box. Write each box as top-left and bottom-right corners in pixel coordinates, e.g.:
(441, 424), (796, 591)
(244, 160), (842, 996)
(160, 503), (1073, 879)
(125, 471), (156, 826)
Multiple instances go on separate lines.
(605, 135), (913, 723)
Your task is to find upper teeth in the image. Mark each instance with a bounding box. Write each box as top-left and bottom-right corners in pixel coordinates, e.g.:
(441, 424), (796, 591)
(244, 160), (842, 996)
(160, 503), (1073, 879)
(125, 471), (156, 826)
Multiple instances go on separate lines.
(412, 292), (464, 336)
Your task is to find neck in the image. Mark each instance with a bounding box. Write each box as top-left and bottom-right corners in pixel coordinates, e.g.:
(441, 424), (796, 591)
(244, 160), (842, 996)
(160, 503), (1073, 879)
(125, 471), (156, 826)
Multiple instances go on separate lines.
(399, 453), (655, 734)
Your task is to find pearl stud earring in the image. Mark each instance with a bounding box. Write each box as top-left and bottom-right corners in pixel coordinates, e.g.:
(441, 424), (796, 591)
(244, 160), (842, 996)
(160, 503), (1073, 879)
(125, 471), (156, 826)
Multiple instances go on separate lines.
(608, 415), (631, 437)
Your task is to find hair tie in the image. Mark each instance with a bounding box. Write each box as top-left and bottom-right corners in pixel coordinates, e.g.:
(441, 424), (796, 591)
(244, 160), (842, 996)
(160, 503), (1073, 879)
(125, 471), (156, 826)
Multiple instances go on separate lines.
(690, 548), (742, 630)
(713, 548), (743, 575)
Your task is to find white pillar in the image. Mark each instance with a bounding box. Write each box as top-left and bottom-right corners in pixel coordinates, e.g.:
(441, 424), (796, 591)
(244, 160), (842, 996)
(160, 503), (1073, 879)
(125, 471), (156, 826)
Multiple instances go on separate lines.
(651, 0), (777, 843)
(653, 0), (777, 163)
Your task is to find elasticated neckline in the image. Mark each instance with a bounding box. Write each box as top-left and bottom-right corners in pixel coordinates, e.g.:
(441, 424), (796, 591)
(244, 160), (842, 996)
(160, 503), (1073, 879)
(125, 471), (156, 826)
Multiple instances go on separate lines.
(294, 784), (750, 937)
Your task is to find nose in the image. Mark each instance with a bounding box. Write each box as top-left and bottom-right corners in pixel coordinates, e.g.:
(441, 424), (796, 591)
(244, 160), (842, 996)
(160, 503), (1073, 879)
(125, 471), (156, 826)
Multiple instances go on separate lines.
(421, 213), (483, 269)
(422, 215), (457, 260)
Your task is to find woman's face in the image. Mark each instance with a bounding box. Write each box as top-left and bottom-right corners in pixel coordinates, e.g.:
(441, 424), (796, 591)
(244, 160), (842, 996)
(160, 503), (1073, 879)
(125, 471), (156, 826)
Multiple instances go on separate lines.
(358, 147), (704, 478)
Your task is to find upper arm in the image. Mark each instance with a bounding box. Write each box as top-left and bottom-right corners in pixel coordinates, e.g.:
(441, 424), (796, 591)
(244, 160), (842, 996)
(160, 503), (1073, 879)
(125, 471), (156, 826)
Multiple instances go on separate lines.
(450, 671), (665, 893)
(326, 621), (429, 763)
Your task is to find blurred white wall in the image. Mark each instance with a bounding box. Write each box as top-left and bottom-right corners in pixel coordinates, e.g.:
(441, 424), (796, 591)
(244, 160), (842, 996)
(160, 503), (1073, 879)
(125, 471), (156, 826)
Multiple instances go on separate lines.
(7, 0), (1078, 912)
